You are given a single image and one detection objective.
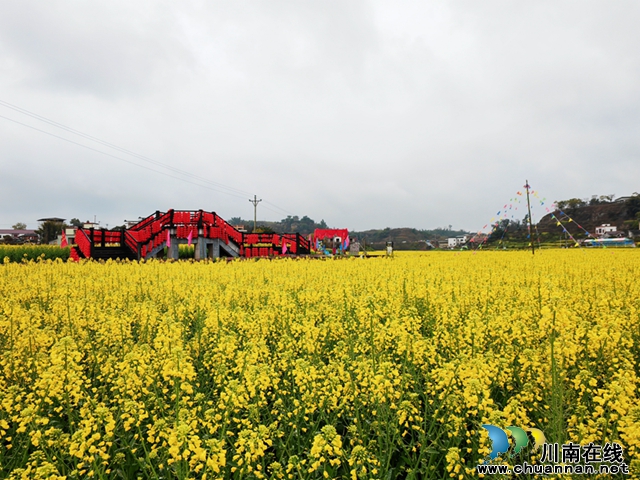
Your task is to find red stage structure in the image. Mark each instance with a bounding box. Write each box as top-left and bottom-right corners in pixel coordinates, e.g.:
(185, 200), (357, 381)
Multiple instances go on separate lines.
(311, 228), (349, 254)
(70, 209), (310, 261)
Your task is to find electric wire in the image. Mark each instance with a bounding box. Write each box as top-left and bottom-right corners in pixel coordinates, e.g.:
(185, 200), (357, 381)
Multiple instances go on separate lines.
(0, 113), (251, 200)
(263, 200), (293, 215)
(0, 99), (296, 215)
(0, 99), (253, 198)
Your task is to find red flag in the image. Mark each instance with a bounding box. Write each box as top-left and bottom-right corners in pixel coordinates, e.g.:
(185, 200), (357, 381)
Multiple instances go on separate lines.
(166, 229), (171, 247)
(187, 229), (193, 246)
(60, 230), (68, 248)
(282, 241), (288, 254)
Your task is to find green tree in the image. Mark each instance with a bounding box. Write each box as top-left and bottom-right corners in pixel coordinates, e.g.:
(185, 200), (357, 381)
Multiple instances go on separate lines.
(489, 220), (510, 242)
(36, 220), (66, 244)
(69, 218), (83, 228)
(567, 198), (586, 209)
(228, 217), (244, 226)
(625, 195), (640, 218)
(12, 222), (27, 230)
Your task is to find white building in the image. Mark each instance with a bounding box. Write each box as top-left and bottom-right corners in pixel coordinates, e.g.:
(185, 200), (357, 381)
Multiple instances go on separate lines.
(447, 236), (468, 248)
(595, 224), (617, 237)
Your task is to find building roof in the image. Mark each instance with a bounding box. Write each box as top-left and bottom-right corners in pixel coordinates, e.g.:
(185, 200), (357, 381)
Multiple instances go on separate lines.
(0, 229), (38, 236)
(37, 217), (66, 222)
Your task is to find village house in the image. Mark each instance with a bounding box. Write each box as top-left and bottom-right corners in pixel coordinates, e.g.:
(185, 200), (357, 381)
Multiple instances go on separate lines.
(595, 224), (617, 237)
(0, 229), (39, 243)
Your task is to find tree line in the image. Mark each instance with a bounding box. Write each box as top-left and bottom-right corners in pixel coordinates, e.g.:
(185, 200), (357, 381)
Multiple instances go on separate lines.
(227, 215), (329, 235)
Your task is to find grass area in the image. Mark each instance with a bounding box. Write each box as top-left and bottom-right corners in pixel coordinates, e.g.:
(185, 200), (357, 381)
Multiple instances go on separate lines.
(0, 245), (70, 263)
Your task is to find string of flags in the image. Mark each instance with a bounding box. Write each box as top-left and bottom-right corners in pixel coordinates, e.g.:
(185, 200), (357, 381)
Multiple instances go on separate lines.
(474, 182), (621, 250)
(475, 182), (550, 249)
(550, 213), (581, 248)
(556, 212), (609, 248)
(553, 210), (605, 247)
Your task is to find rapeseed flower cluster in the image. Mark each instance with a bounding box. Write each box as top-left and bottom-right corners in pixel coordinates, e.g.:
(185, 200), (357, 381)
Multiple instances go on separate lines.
(0, 250), (639, 478)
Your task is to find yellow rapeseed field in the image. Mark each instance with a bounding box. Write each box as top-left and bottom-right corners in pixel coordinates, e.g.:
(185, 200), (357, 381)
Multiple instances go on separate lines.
(0, 251), (639, 479)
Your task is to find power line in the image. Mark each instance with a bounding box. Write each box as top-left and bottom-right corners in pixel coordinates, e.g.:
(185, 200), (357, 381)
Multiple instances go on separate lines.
(249, 195), (262, 231)
(0, 99), (253, 198)
(0, 99), (295, 215)
(0, 113), (250, 200)
(263, 200), (293, 215)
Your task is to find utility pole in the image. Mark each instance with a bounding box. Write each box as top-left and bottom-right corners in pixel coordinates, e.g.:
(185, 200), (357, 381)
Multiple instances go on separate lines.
(249, 195), (262, 232)
(525, 180), (535, 255)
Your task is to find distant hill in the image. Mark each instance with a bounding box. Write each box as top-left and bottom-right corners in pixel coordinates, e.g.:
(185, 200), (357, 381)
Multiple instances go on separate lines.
(227, 215), (469, 249)
(227, 215), (328, 236)
(350, 227), (470, 250)
(231, 194), (640, 249)
(537, 194), (640, 237)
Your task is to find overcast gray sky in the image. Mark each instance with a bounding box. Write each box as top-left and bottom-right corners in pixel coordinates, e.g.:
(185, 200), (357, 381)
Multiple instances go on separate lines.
(2, 1), (639, 231)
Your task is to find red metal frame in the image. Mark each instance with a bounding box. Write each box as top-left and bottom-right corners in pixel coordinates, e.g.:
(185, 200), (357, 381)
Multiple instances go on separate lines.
(71, 209), (311, 260)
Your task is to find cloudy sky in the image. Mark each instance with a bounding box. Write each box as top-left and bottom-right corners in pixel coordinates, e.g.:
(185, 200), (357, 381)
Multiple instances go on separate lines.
(2, 1), (639, 231)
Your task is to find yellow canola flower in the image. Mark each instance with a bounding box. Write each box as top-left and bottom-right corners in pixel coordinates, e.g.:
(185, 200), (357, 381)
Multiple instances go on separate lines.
(0, 251), (638, 477)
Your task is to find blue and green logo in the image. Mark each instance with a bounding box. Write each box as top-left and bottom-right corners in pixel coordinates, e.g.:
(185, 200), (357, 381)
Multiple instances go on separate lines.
(481, 424), (546, 460)
(478, 426), (629, 475)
